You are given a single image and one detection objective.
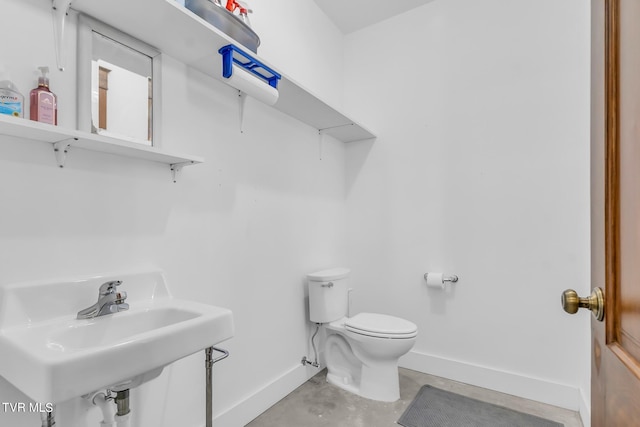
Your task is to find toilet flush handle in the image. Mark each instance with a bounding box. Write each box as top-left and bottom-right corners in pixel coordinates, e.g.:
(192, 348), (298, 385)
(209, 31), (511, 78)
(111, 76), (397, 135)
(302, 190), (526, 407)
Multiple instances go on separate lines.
(321, 282), (334, 288)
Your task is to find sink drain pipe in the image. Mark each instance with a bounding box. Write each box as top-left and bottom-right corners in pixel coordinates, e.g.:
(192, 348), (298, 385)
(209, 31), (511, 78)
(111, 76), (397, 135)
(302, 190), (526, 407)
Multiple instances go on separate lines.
(84, 388), (130, 427)
(40, 406), (55, 427)
(114, 390), (131, 427)
(205, 346), (230, 427)
(92, 391), (116, 427)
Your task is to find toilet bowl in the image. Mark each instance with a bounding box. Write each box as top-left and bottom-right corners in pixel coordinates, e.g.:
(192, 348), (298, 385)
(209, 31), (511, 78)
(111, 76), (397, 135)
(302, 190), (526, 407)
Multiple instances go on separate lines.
(307, 268), (417, 402)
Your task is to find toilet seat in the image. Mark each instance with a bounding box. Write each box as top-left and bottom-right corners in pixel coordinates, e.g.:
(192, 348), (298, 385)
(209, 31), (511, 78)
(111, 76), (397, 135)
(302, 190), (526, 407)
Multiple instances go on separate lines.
(345, 313), (417, 339)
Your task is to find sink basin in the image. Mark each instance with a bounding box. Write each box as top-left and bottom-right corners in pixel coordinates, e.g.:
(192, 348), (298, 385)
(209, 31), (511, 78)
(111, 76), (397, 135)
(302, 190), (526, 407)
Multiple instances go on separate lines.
(47, 307), (200, 351)
(0, 271), (234, 403)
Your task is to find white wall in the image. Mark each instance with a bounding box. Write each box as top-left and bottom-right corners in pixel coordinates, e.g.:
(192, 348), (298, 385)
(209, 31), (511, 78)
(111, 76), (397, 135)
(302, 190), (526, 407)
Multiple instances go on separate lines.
(0, 0), (593, 425)
(343, 0), (591, 421)
(0, 0), (345, 426)
(252, 0), (345, 110)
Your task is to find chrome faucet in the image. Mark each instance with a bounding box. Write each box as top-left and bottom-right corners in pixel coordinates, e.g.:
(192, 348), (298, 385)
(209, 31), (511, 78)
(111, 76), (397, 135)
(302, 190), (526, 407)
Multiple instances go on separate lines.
(77, 280), (129, 319)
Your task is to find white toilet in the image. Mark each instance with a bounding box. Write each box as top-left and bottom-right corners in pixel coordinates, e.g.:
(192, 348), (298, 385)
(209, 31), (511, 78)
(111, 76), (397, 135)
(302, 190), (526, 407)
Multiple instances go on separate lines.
(307, 268), (417, 402)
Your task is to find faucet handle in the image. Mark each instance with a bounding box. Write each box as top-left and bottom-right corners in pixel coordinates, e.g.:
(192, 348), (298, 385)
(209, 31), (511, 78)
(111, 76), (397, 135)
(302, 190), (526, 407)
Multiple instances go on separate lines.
(99, 280), (122, 295)
(115, 291), (127, 303)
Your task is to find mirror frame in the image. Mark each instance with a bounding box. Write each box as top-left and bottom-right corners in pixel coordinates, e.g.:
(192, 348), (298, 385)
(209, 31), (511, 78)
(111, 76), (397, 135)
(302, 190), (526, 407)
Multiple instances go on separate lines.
(77, 14), (162, 147)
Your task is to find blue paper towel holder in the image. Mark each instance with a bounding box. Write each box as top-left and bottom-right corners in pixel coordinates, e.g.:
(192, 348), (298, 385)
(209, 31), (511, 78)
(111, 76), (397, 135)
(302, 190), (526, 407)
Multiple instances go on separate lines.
(218, 44), (281, 89)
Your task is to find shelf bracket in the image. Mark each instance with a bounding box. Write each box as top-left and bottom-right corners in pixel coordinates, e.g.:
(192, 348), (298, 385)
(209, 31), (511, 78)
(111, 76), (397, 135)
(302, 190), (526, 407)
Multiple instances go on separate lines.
(317, 130), (324, 160)
(52, 0), (73, 71)
(318, 123), (355, 134)
(53, 138), (76, 168)
(170, 161), (195, 183)
(317, 124), (354, 160)
(238, 90), (246, 134)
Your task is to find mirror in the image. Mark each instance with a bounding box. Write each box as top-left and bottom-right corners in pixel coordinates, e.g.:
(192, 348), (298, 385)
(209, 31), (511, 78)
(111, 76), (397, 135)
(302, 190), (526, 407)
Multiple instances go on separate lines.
(77, 15), (160, 146)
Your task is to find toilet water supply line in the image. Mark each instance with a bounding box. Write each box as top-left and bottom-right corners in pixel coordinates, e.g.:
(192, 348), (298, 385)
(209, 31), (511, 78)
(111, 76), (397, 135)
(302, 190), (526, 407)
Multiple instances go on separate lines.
(302, 287), (353, 368)
(301, 323), (321, 368)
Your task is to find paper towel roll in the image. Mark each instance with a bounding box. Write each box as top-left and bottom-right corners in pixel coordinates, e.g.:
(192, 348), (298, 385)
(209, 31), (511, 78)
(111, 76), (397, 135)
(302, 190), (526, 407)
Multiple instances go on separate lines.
(223, 64), (279, 106)
(425, 273), (445, 289)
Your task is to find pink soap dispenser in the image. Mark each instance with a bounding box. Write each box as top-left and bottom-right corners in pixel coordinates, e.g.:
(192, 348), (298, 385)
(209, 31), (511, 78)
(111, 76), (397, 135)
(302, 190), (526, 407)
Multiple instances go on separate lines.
(30, 66), (57, 125)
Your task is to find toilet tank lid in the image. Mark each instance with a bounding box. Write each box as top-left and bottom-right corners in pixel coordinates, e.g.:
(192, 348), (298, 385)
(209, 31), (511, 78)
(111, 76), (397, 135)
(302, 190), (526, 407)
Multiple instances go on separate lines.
(307, 268), (351, 281)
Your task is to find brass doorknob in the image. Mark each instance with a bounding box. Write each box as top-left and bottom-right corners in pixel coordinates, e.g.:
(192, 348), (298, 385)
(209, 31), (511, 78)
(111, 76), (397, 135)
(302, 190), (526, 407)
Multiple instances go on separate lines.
(561, 288), (605, 321)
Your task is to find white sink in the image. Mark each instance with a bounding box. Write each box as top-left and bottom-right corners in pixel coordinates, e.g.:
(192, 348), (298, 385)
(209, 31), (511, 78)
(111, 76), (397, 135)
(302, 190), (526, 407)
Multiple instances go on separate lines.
(0, 271), (234, 403)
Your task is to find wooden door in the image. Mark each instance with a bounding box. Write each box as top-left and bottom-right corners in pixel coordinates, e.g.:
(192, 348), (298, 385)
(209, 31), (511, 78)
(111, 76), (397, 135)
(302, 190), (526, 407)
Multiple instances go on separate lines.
(591, 0), (640, 425)
(98, 67), (110, 130)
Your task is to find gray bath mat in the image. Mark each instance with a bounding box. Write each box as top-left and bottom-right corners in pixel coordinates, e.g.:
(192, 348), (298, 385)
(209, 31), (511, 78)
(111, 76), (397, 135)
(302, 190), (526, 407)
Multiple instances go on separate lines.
(398, 385), (563, 427)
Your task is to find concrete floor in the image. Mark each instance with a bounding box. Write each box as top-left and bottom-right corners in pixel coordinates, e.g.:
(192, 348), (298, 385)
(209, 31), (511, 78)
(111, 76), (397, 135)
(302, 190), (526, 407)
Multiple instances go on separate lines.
(247, 368), (584, 427)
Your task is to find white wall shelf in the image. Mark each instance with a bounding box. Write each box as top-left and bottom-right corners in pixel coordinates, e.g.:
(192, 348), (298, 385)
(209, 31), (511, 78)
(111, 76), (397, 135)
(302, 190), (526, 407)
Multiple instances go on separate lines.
(70, 0), (376, 143)
(0, 115), (203, 182)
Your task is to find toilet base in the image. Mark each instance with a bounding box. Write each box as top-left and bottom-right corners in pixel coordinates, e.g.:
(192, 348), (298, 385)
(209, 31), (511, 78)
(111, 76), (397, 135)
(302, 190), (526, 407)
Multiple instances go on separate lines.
(322, 314), (416, 403)
(327, 361), (400, 402)
(326, 370), (360, 396)
(325, 333), (402, 402)
(358, 361), (400, 402)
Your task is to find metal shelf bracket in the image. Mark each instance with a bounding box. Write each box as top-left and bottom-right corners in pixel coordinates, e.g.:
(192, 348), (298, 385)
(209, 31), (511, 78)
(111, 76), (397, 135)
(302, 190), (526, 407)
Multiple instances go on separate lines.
(170, 161), (195, 183)
(53, 138), (76, 168)
(52, 0), (73, 71)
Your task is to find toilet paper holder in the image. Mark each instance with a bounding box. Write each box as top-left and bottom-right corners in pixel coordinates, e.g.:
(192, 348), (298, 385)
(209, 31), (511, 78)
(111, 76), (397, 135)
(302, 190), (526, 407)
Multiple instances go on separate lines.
(423, 273), (459, 283)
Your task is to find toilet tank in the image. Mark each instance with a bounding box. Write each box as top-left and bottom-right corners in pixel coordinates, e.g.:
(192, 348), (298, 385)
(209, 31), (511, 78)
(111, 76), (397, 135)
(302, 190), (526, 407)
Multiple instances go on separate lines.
(307, 268), (350, 323)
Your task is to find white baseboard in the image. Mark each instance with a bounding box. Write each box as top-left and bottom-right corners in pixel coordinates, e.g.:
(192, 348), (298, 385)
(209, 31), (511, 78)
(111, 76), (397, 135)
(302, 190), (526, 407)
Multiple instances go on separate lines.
(201, 351), (589, 427)
(579, 387), (590, 427)
(400, 350), (584, 412)
(211, 364), (314, 427)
